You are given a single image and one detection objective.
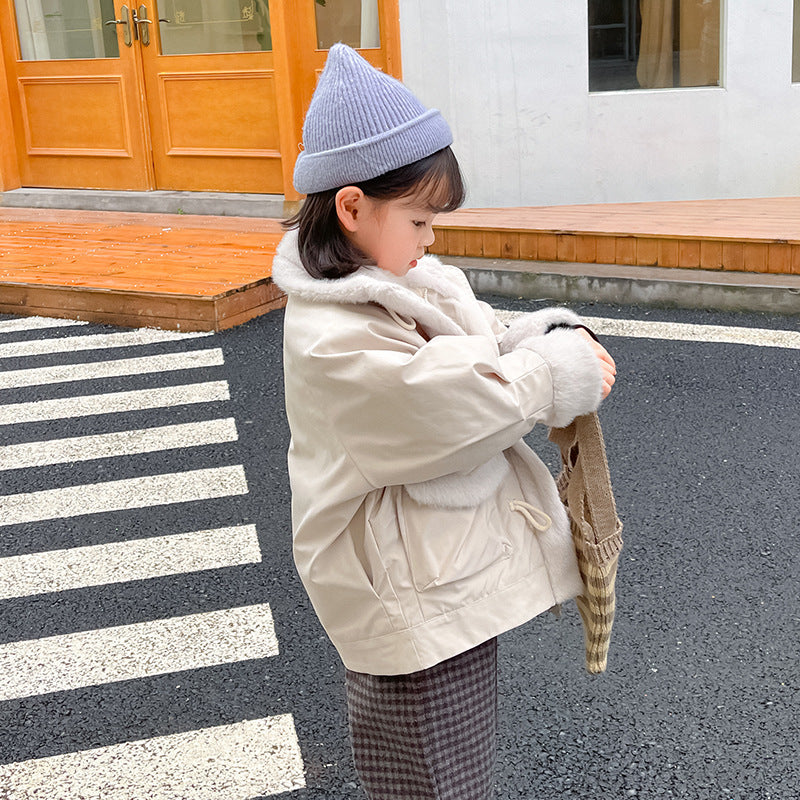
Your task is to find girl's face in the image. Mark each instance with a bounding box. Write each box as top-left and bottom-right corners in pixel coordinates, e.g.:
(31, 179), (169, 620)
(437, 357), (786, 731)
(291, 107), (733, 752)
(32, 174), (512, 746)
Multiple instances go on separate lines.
(343, 193), (437, 277)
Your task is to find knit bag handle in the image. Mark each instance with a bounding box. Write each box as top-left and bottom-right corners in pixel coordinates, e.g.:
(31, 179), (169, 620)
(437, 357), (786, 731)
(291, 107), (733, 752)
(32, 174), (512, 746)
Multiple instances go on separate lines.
(549, 412), (623, 559)
(574, 412), (622, 548)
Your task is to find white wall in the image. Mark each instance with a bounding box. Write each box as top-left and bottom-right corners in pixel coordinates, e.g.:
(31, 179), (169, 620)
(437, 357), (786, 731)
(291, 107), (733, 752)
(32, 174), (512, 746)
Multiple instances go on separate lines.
(398, 0), (800, 208)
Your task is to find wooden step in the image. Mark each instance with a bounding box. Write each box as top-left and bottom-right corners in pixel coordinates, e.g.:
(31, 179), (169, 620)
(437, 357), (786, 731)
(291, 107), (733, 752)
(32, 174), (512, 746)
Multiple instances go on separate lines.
(0, 209), (286, 331)
(431, 197), (800, 275)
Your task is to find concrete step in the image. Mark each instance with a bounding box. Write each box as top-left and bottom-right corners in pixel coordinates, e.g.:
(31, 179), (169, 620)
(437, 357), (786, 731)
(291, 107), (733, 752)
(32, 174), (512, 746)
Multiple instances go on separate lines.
(1, 188), (290, 219)
(452, 256), (800, 316)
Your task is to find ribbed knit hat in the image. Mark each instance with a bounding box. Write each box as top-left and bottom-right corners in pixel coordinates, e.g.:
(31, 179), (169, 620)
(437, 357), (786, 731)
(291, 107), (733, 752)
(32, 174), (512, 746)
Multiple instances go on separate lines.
(293, 43), (453, 194)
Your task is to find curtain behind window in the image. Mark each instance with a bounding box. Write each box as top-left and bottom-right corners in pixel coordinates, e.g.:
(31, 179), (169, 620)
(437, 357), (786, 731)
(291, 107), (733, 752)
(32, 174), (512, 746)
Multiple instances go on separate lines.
(680, 0), (720, 86)
(14, 0), (51, 60)
(636, 0), (719, 89)
(637, 0), (673, 88)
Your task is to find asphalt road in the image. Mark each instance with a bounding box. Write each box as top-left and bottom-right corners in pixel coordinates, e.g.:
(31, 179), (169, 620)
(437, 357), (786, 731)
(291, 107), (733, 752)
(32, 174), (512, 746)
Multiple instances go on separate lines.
(0, 297), (798, 800)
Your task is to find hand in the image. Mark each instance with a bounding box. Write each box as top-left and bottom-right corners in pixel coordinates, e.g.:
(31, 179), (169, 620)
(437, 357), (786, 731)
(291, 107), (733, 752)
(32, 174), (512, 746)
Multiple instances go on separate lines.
(575, 328), (616, 399)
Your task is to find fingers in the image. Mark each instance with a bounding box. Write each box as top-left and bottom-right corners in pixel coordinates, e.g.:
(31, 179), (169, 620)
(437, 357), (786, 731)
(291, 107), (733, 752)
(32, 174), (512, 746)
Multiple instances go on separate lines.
(574, 327), (616, 398)
(597, 346), (616, 371)
(600, 363), (615, 399)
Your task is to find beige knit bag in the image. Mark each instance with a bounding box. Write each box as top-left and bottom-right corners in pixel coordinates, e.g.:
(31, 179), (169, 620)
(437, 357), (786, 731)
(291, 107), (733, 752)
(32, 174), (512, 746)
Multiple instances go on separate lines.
(549, 412), (623, 674)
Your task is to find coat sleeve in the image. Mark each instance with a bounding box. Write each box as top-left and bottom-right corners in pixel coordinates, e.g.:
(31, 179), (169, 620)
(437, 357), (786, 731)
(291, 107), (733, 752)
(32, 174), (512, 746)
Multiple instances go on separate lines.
(477, 299), (509, 340)
(296, 303), (602, 489)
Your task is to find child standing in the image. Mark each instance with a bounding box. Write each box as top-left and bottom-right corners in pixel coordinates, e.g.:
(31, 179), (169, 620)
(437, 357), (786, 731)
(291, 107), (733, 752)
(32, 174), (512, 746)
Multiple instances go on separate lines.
(273, 44), (616, 800)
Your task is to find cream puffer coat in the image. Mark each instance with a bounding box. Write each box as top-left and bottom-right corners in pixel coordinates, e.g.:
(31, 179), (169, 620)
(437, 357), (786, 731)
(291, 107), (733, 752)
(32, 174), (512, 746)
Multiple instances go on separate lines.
(273, 229), (605, 675)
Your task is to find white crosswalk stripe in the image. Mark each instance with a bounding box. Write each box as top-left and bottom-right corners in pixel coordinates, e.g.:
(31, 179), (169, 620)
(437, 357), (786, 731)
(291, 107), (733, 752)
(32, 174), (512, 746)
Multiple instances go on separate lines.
(0, 465), (249, 525)
(0, 418), (239, 469)
(0, 604), (280, 702)
(0, 716), (306, 799)
(0, 525), (262, 600)
(0, 381), (231, 424)
(0, 317), (88, 333)
(0, 327), (211, 359)
(0, 316), (305, 798)
(0, 348), (224, 389)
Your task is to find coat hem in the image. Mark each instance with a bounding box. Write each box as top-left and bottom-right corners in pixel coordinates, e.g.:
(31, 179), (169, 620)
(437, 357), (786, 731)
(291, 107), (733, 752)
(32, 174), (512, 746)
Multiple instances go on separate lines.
(336, 568), (577, 676)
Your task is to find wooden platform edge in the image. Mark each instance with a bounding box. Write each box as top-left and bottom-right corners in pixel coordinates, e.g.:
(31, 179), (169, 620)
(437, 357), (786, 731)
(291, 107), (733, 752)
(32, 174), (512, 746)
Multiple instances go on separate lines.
(0, 278), (286, 332)
(430, 227), (800, 276)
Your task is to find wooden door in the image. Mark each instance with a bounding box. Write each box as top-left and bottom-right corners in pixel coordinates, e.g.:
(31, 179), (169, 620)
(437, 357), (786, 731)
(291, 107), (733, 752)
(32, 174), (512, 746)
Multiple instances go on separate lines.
(290, 0), (401, 132)
(0, 0), (153, 190)
(138, 0), (285, 193)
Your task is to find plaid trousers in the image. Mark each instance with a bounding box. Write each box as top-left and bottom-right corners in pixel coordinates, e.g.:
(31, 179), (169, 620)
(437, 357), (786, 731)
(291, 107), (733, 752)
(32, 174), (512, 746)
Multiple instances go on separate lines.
(345, 638), (497, 800)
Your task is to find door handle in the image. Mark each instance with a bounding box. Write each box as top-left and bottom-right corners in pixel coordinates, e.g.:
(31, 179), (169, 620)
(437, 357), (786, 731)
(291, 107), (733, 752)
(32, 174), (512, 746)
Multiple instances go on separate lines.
(132, 5), (154, 46)
(105, 5), (132, 47)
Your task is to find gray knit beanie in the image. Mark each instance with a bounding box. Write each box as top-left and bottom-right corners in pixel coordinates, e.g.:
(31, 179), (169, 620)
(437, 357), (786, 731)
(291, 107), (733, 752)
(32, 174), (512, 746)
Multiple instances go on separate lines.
(293, 43), (453, 194)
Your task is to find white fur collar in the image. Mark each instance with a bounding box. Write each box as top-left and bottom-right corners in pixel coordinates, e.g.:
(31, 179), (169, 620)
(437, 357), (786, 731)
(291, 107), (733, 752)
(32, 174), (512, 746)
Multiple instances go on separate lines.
(273, 229), (476, 338)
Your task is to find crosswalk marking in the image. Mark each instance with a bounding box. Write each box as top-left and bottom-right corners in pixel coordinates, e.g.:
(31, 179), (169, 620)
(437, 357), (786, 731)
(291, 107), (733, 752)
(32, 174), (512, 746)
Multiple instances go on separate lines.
(0, 465), (248, 526)
(0, 603), (278, 701)
(0, 348), (224, 390)
(0, 418), (239, 469)
(0, 715), (306, 799)
(0, 525), (262, 600)
(0, 316), (89, 334)
(0, 317), (307, 796)
(0, 381), (231, 425)
(0, 327), (211, 359)
(494, 310), (800, 349)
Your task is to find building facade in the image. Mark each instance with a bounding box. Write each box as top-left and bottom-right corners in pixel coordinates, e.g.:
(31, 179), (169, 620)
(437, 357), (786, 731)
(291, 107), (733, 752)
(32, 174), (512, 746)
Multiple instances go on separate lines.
(400, 0), (800, 207)
(2, 1), (800, 208)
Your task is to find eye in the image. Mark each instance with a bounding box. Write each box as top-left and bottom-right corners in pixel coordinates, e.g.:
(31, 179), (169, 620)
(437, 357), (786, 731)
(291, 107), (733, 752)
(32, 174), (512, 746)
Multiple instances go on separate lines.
(412, 220), (426, 228)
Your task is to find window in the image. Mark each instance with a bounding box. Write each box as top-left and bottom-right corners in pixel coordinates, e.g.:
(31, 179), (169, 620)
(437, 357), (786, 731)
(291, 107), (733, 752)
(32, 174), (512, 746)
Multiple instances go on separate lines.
(158, 1), (272, 55)
(794, 0), (800, 82)
(314, 0), (380, 50)
(589, 0), (721, 91)
(14, 0), (120, 60)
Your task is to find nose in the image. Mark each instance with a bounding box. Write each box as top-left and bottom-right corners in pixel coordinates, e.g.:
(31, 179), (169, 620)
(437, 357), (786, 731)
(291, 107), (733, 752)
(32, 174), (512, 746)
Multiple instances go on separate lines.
(422, 224), (435, 248)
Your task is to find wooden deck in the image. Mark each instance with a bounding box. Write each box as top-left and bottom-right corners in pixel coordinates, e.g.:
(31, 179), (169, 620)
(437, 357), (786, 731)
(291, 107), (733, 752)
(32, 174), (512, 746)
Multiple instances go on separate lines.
(432, 197), (800, 275)
(0, 208), (285, 331)
(1, 198), (799, 330)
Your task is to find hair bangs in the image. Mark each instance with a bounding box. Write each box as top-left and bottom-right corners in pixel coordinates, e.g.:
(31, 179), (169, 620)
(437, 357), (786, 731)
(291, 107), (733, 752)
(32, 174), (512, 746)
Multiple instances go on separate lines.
(358, 147), (465, 213)
(408, 150), (466, 214)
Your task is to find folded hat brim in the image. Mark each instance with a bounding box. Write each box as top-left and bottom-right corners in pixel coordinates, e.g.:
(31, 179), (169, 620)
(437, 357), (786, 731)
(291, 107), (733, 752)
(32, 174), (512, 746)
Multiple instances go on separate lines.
(293, 109), (453, 194)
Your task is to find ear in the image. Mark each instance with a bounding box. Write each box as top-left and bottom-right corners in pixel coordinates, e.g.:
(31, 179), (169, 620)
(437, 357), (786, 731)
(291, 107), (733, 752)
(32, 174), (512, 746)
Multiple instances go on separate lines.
(335, 186), (365, 233)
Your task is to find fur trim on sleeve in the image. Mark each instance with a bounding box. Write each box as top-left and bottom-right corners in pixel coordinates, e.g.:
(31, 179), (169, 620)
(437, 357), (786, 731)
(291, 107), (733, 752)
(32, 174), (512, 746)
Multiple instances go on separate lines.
(500, 307), (583, 354)
(515, 329), (603, 427)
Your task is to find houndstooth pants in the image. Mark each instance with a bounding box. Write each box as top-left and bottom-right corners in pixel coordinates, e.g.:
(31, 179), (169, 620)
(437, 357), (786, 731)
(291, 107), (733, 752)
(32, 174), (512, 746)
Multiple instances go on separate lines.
(345, 638), (497, 800)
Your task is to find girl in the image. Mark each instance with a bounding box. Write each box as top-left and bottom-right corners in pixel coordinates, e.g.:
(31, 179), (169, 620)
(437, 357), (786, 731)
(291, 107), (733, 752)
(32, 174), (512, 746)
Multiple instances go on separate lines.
(273, 44), (616, 800)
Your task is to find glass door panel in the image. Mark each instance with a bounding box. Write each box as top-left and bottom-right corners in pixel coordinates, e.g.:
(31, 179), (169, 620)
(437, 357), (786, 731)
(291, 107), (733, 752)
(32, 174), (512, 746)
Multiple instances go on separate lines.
(314, 0), (379, 49)
(14, 0), (120, 59)
(157, 0), (272, 54)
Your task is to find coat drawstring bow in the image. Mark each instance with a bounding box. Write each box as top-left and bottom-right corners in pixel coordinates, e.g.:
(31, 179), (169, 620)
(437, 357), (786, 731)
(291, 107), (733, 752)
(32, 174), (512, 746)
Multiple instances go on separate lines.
(509, 500), (552, 531)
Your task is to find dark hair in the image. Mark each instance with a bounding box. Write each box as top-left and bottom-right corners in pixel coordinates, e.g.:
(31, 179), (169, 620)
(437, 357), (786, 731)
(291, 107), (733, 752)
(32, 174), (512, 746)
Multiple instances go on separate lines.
(283, 146), (465, 279)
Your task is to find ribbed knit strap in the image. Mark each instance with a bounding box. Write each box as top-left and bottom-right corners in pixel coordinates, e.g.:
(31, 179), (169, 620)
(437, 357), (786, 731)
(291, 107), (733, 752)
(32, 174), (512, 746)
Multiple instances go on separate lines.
(549, 412), (622, 552)
(574, 412), (623, 546)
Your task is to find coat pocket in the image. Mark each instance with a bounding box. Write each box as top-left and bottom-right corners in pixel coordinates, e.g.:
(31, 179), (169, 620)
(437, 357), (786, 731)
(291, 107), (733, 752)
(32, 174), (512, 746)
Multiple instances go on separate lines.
(396, 490), (512, 592)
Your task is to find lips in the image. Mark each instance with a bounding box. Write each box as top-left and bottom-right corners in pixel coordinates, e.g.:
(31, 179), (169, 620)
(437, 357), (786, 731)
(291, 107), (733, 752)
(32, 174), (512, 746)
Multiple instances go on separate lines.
(409, 259), (418, 268)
